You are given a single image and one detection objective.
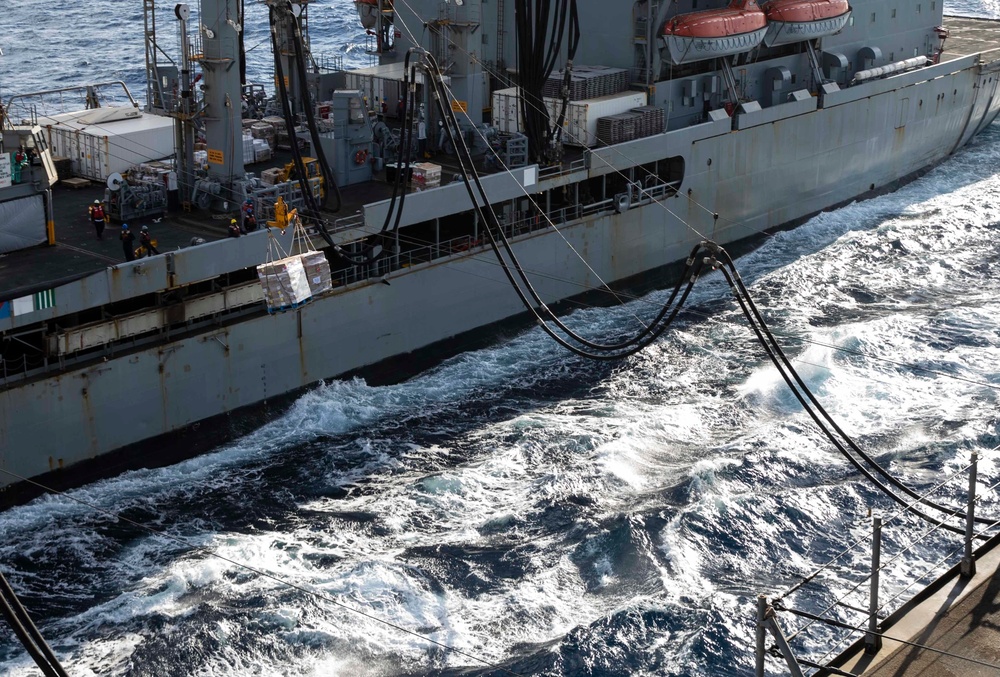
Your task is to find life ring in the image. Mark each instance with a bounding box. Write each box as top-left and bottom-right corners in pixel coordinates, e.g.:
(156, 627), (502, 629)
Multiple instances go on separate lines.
(354, 149), (369, 165)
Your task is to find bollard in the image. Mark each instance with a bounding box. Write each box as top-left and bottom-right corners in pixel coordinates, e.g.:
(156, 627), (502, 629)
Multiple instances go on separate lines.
(865, 515), (883, 655)
(961, 451), (979, 579)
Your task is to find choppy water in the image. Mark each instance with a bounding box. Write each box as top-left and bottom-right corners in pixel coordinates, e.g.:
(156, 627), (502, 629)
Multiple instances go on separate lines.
(2, 2), (1000, 676)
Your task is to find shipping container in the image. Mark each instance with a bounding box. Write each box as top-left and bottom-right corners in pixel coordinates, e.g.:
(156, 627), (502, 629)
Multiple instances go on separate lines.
(38, 108), (175, 182)
(491, 87), (649, 147)
(344, 63), (447, 117)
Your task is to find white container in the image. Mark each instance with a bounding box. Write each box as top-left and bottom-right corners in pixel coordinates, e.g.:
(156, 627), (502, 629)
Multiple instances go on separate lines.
(491, 87), (648, 147)
(38, 108), (175, 181)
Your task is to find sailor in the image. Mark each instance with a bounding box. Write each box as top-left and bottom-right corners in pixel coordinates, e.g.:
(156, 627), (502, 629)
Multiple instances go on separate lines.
(120, 223), (135, 262)
(242, 199), (257, 232)
(396, 97), (404, 120)
(437, 120), (452, 155)
(89, 200), (107, 240)
(228, 218), (242, 238)
(12, 146), (29, 184)
(417, 118), (428, 158)
(139, 225), (160, 257)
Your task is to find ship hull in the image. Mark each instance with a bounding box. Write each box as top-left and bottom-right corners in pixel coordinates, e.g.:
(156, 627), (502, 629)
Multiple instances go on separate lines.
(2, 55), (999, 500)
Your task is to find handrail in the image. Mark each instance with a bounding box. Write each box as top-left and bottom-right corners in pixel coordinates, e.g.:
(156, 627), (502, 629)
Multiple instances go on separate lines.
(755, 449), (1000, 676)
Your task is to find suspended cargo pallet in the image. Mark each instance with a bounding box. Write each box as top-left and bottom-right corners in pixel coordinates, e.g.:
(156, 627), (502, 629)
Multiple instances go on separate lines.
(257, 255), (313, 312)
(257, 206), (333, 312)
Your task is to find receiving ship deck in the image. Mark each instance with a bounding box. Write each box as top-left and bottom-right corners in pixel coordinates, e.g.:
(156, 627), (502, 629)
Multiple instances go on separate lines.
(822, 534), (1000, 676)
(0, 155), (404, 300)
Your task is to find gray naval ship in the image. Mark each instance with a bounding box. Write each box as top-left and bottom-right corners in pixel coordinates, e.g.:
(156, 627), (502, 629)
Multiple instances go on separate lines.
(0, 0), (998, 501)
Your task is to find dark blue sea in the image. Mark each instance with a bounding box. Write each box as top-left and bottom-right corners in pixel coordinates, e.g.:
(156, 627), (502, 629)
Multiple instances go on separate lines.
(1, 2), (1000, 675)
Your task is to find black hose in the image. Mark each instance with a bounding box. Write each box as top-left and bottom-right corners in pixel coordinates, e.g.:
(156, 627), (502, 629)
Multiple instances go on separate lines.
(426, 57), (698, 360)
(0, 572), (69, 677)
(428, 56), (696, 354)
(288, 10), (343, 213)
(270, 5), (367, 265)
(717, 249), (991, 527)
(716, 261), (978, 537)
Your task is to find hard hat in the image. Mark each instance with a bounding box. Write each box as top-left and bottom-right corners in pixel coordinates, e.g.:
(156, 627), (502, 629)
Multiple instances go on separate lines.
(122, 223), (129, 229)
(141, 225), (149, 232)
(231, 218), (238, 224)
(94, 199), (100, 204)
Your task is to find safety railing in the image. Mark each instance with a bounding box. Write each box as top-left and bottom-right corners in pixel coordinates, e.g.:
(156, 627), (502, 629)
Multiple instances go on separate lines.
(1, 179), (666, 388)
(538, 157), (588, 179)
(753, 449), (1000, 676)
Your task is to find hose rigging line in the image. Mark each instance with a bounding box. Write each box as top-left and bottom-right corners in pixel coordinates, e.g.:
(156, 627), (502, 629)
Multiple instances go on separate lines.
(425, 56), (701, 360)
(712, 254), (982, 537)
(288, 8), (343, 213)
(715, 247), (995, 529)
(278, 4), (411, 266)
(269, 6), (364, 266)
(513, 0), (579, 164)
(0, 571), (70, 677)
(373, 49), (419, 244)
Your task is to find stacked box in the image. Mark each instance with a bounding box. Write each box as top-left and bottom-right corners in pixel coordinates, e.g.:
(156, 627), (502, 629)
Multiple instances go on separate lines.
(242, 134), (255, 159)
(630, 106), (665, 137)
(261, 167), (285, 186)
(262, 116), (287, 148)
(543, 66), (629, 100)
(411, 162), (441, 190)
(253, 138), (272, 163)
(596, 112), (642, 145)
(52, 156), (73, 180)
(300, 250), (333, 295)
(251, 122), (276, 150)
(257, 255), (312, 310)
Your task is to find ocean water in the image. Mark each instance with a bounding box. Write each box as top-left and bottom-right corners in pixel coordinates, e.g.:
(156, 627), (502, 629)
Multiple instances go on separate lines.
(2, 2), (1000, 676)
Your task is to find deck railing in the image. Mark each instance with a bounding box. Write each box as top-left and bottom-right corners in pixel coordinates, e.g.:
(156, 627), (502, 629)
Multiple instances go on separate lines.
(754, 451), (1000, 676)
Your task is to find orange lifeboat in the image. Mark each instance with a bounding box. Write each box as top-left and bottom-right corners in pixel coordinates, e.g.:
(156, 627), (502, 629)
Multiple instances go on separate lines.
(661, 0), (768, 65)
(762, 0), (852, 47)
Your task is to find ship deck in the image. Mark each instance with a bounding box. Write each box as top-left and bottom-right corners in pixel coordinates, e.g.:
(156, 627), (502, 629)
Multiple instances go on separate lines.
(2, 14), (999, 303)
(823, 533), (1000, 675)
(941, 15), (1000, 64)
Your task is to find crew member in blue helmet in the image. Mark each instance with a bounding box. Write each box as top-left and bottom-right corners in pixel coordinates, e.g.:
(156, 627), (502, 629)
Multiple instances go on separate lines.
(120, 223), (136, 262)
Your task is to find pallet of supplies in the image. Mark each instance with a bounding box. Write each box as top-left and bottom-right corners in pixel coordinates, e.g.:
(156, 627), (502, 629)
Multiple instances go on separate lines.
(256, 255), (312, 311)
(411, 162), (441, 190)
(261, 167), (284, 186)
(300, 250), (333, 295)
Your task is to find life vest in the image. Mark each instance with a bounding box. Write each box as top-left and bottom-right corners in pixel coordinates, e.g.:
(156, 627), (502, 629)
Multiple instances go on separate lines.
(92, 205), (105, 220)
